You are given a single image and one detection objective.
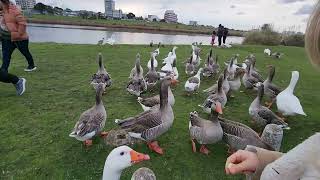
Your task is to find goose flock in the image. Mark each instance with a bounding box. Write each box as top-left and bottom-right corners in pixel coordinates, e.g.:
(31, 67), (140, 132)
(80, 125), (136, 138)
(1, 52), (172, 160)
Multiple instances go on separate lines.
(68, 43), (306, 180)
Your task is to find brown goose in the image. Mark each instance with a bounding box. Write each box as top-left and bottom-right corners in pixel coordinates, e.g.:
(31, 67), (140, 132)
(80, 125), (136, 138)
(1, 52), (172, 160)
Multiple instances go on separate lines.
(91, 53), (112, 89)
(249, 83), (289, 130)
(185, 55), (195, 76)
(129, 54), (144, 79)
(259, 65), (282, 108)
(228, 68), (246, 93)
(115, 77), (178, 155)
(250, 59), (264, 82)
(203, 68), (230, 95)
(189, 106), (223, 155)
(69, 83), (107, 146)
(219, 118), (275, 153)
(242, 63), (261, 89)
(199, 75), (227, 114)
(137, 76), (177, 111)
(145, 53), (159, 88)
(127, 55), (147, 96)
(202, 50), (215, 77)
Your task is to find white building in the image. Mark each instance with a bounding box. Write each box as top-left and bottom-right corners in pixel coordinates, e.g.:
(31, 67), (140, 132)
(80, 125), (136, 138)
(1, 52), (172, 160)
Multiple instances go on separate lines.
(16, 0), (36, 10)
(105, 0), (123, 18)
(112, 9), (123, 19)
(164, 10), (178, 23)
(189, 21), (198, 26)
(148, 15), (160, 22)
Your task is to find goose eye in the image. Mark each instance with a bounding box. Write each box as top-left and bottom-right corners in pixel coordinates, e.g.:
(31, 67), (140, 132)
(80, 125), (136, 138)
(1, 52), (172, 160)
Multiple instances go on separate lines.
(120, 152), (124, 156)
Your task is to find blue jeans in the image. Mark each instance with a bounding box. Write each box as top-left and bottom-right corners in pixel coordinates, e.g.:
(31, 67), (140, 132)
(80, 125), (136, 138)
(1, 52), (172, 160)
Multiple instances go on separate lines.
(1, 39), (35, 71)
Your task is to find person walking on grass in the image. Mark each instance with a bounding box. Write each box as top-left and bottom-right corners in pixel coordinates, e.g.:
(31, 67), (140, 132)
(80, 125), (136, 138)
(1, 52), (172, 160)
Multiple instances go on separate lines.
(211, 30), (217, 46)
(217, 24), (224, 46)
(223, 27), (229, 44)
(0, 0), (36, 72)
(0, 68), (26, 95)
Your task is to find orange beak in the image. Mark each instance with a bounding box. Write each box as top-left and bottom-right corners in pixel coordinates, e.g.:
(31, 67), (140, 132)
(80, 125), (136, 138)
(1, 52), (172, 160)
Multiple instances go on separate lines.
(215, 102), (223, 114)
(130, 150), (150, 164)
(171, 79), (179, 86)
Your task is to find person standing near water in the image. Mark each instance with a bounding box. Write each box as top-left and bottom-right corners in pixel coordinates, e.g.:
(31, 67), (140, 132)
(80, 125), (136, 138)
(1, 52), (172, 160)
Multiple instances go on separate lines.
(223, 27), (229, 44)
(217, 24), (224, 46)
(0, 0), (36, 72)
(211, 30), (216, 46)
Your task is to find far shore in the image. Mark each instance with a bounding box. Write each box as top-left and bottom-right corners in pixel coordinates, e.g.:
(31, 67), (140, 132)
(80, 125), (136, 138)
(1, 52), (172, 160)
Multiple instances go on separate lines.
(28, 19), (245, 37)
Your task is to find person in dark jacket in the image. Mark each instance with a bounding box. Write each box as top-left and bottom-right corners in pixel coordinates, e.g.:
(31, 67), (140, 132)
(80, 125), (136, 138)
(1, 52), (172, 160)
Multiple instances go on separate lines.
(223, 27), (229, 44)
(217, 24), (224, 46)
(0, 68), (26, 95)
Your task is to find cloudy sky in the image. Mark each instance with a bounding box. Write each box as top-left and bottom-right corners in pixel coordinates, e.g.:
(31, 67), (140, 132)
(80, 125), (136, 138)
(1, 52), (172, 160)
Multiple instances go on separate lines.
(29, 0), (316, 32)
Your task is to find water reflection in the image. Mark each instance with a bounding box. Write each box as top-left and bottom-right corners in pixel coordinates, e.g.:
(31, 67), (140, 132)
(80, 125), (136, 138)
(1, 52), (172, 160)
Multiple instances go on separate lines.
(27, 24), (244, 45)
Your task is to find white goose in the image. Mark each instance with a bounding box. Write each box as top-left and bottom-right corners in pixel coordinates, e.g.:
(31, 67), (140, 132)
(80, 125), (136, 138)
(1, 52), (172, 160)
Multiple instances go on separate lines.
(276, 71), (306, 116)
(159, 61), (173, 80)
(185, 68), (203, 93)
(102, 146), (152, 180)
(147, 52), (158, 70)
(264, 48), (271, 56)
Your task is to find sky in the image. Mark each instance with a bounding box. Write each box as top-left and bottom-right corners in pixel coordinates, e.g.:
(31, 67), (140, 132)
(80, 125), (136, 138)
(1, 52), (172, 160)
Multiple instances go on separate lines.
(25, 0), (317, 32)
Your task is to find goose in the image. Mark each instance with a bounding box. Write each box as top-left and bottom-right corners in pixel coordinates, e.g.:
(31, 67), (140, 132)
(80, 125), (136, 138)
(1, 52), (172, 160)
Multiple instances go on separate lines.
(250, 59), (264, 82)
(162, 51), (173, 65)
(249, 83), (289, 130)
(219, 118), (276, 153)
(172, 58), (179, 80)
(159, 61), (173, 80)
(258, 65), (281, 108)
(115, 77), (178, 154)
(145, 53), (160, 88)
(129, 54), (144, 80)
(271, 52), (284, 59)
(185, 68), (203, 94)
(69, 83), (107, 146)
(242, 63), (261, 89)
(203, 68), (230, 95)
(185, 55), (195, 76)
(102, 146), (151, 180)
(264, 48), (271, 56)
(212, 54), (220, 77)
(162, 46), (178, 65)
(192, 53), (201, 67)
(91, 53), (112, 90)
(147, 52), (158, 70)
(276, 71), (306, 116)
(199, 75), (227, 114)
(189, 106), (223, 155)
(228, 68), (246, 93)
(150, 40), (153, 47)
(137, 75), (176, 111)
(127, 56), (147, 96)
(97, 38), (105, 45)
(153, 43), (161, 57)
(105, 36), (115, 46)
(208, 49), (215, 65)
(202, 52), (214, 77)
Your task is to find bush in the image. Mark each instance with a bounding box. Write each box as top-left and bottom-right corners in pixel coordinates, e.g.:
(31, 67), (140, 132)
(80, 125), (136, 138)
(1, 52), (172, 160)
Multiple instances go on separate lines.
(243, 24), (281, 46)
(282, 34), (305, 47)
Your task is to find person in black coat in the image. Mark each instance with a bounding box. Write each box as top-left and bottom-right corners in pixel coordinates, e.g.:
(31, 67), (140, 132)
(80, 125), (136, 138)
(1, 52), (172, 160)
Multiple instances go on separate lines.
(223, 27), (229, 44)
(217, 24), (224, 46)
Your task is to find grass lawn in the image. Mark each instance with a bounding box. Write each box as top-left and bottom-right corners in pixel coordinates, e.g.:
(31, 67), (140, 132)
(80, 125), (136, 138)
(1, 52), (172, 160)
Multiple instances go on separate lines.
(0, 43), (319, 180)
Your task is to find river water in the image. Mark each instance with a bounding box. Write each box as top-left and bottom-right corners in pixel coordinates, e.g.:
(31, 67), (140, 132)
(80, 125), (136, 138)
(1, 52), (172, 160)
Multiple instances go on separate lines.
(27, 23), (244, 45)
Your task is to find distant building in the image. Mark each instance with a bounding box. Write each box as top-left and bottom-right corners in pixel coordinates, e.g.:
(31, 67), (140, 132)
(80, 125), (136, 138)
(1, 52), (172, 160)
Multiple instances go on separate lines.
(189, 21), (198, 26)
(148, 15), (160, 22)
(105, 0), (122, 19)
(164, 10), (178, 23)
(112, 9), (123, 19)
(16, 0), (36, 10)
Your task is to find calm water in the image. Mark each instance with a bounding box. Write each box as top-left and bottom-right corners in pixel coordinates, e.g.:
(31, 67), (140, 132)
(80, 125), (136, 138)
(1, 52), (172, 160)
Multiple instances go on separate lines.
(27, 23), (244, 45)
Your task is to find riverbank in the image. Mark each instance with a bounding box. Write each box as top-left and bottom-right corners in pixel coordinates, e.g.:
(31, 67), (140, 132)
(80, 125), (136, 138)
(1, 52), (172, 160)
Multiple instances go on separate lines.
(1, 43), (318, 179)
(28, 15), (245, 36)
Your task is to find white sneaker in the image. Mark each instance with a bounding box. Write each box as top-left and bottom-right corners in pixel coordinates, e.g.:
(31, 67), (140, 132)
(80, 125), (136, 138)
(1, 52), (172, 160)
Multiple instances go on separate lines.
(24, 66), (37, 72)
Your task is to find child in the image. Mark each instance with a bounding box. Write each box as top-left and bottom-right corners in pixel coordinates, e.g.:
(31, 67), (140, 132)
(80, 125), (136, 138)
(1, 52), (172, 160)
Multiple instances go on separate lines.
(211, 31), (217, 46)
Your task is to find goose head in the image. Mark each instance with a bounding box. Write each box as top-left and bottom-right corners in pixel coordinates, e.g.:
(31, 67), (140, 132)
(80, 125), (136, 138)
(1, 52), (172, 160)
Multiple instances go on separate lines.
(103, 146), (150, 180)
(210, 100), (223, 114)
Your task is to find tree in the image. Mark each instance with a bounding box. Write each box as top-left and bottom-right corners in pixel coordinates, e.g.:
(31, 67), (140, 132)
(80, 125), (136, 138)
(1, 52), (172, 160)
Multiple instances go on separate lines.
(127, 12), (135, 19)
(34, 3), (46, 13)
(160, 19), (166, 23)
(153, 18), (157, 22)
(46, 5), (54, 15)
(54, 7), (63, 15)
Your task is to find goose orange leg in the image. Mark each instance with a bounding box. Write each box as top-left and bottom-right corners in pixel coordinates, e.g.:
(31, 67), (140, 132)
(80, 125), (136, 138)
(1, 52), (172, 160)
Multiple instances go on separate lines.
(191, 139), (197, 153)
(100, 131), (109, 138)
(199, 145), (210, 155)
(147, 141), (164, 155)
(83, 140), (93, 147)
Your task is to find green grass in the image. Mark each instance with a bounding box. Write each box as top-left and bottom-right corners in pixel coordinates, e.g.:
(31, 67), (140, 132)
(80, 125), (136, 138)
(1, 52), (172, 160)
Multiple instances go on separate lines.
(28, 15), (244, 36)
(0, 43), (319, 180)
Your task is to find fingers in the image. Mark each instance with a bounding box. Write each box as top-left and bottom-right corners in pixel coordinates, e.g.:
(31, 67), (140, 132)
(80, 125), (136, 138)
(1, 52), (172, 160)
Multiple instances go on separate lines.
(225, 150), (258, 175)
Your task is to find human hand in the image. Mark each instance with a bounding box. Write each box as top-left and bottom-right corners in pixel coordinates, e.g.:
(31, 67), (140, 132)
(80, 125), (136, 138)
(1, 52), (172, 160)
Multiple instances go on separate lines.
(225, 150), (259, 175)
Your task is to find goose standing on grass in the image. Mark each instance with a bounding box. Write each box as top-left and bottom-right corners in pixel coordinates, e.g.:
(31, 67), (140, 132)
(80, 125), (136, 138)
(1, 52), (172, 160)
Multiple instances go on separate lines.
(145, 53), (159, 88)
(189, 107), (223, 155)
(250, 59), (264, 82)
(258, 65), (281, 108)
(138, 74), (176, 111)
(249, 83), (289, 130)
(242, 64), (261, 89)
(264, 48), (271, 56)
(127, 55), (147, 96)
(102, 146), (151, 180)
(203, 68), (230, 96)
(199, 75), (227, 114)
(129, 54), (144, 80)
(219, 118), (275, 153)
(228, 68), (246, 94)
(91, 53), (112, 90)
(105, 35), (116, 46)
(185, 55), (195, 76)
(97, 38), (105, 45)
(276, 71), (306, 116)
(116, 77), (178, 154)
(69, 83), (107, 146)
(172, 58), (179, 80)
(185, 68), (203, 94)
(159, 61), (173, 80)
(203, 52), (214, 77)
(147, 52), (158, 70)
(162, 51), (173, 65)
(271, 52), (284, 59)
(212, 54), (220, 77)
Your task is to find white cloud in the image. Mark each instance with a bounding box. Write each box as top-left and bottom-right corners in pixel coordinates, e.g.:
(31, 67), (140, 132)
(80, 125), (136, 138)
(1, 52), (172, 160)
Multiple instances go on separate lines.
(294, 4), (314, 15)
(278, 0), (306, 4)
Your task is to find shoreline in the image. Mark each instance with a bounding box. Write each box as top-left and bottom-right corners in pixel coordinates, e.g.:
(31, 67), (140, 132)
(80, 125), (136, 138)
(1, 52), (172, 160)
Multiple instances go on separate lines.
(28, 19), (244, 37)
